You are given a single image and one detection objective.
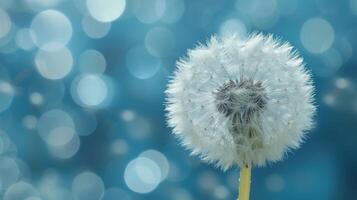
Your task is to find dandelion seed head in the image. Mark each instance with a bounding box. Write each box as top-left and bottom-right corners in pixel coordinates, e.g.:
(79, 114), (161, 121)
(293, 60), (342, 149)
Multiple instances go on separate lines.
(166, 33), (316, 170)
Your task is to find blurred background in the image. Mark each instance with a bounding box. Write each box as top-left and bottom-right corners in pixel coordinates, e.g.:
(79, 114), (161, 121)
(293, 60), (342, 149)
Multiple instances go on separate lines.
(0, 0), (355, 199)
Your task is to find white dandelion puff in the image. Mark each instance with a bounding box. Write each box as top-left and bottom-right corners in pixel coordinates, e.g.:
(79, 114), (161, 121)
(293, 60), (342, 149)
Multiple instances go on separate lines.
(165, 33), (316, 170)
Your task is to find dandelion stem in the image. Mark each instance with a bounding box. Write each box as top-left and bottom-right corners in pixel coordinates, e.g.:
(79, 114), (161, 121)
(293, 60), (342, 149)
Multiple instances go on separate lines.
(238, 164), (251, 200)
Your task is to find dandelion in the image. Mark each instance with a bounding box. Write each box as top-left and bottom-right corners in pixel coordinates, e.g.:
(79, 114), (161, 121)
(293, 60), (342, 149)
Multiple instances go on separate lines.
(165, 33), (316, 200)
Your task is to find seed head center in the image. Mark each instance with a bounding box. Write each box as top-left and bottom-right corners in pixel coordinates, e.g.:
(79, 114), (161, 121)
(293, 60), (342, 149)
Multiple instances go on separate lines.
(214, 78), (267, 123)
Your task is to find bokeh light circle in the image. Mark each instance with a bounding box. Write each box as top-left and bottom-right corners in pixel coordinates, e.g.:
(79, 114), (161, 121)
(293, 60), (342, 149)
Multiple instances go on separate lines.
(37, 109), (75, 144)
(4, 182), (40, 200)
(0, 156), (21, 190)
(0, 23), (18, 54)
(124, 157), (162, 193)
(48, 132), (80, 159)
(0, 9), (11, 39)
(251, 0), (279, 29)
(76, 75), (108, 107)
(235, 0), (279, 29)
(140, 150), (170, 181)
(38, 170), (74, 200)
(213, 185), (229, 199)
(72, 171), (105, 200)
(30, 9), (72, 51)
(300, 17), (335, 54)
(82, 16), (111, 39)
(120, 110), (136, 122)
(86, 0), (126, 22)
(71, 74), (113, 109)
(219, 18), (247, 39)
(126, 46), (161, 79)
(47, 126), (75, 147)
(110, 139), (129, 155)
(161, 0), (185, 24)
(335, 77), (349, 90)
(35, 46), (73, 80)
(145, 27), (175, 58)
(133, 0), (166, 24)
(29, 92), (44, 105)
(15, 28), (35, 50)
(23, 115), (38, 130)
(0, 81), (14, 112)
(78, 49), (106, 74)
(0, 131), (18, 156)
(171, 188), (193, 200)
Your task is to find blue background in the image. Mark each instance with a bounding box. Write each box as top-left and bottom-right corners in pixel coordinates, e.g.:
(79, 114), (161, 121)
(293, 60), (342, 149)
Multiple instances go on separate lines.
(0, 0), (355, 199)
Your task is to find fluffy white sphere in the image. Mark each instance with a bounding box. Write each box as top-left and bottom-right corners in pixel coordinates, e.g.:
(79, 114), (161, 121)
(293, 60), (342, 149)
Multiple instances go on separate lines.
(166, 34), (315, 170)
